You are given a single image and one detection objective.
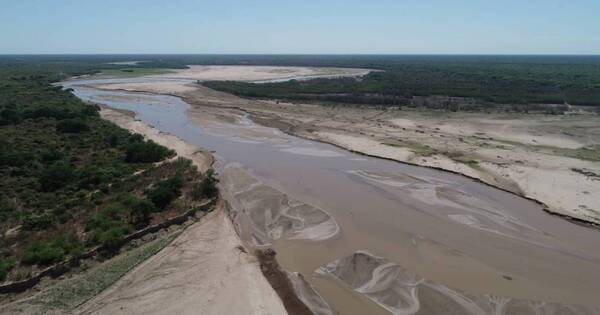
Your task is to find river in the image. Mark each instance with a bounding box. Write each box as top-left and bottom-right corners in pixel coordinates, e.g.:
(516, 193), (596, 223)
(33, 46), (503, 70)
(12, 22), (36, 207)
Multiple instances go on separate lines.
(63, 77), (600, 315)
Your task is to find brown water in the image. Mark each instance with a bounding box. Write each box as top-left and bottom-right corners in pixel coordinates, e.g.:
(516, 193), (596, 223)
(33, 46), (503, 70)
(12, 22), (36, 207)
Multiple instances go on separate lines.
(64, 78), (600, 315)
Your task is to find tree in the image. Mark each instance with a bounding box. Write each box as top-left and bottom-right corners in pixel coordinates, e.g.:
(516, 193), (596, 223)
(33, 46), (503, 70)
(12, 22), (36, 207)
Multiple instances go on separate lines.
(194, 169), (219, 199)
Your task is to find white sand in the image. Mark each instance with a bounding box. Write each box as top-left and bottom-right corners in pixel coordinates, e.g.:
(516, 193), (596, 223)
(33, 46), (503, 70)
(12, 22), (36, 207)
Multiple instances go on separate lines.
(154, 65), (373, 82)
(92, 65), (373, 95)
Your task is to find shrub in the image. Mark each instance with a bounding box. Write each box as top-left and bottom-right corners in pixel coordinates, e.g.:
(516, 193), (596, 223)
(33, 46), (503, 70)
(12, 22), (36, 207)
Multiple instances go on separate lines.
(193, 169), (219, 199)
(86, 205), (131, 250)
(0, 150), (35, 167)
(40, 149), (63, 163)
(56, 118), (89, 133)
(76, 167), (115, 189)
(120, 194), (156, 227)
(22, 213), (54, 231)
(0, 198), (16, 221)
(0, 108), (21, 125)
(39, 161), (75, 191)
(79, 105), (99, 117)
(0, 257), (16, 281)
(22, 241), (65, 266)
(96, 227), (128, 251)
(24, 106), (71, 120)
(125, 140), (173, 163)
(146, 176), (183, 210)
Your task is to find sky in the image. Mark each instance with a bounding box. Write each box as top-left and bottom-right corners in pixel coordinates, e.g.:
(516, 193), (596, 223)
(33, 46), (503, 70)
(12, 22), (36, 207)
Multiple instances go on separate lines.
(1, 0), (599, 54)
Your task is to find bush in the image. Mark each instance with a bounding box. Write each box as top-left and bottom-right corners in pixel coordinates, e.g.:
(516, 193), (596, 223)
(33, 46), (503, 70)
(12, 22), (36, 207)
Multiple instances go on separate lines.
(22, 241), (64, 266)
(120, 194), (156, 227)
(40, 149), (63, 163)
(56, 118), (89, 133)
(0, 108), (21, 125)
(39, 161), (75, 191)
(0, 150), (35, 167)
(125, 140), (173, 163)
(22, 235), (83, 266)
(86, 205), (131, 250)
(0, 257), (15, 281)
(76, 167), (115, 189)
(24, 106), (71, 120)
(95, 227), (128, 251)
(22, 213), (54, 231)
(0, 198), (16, 221)
(193, 169), (219, 199)
(146, 176), (183, 210)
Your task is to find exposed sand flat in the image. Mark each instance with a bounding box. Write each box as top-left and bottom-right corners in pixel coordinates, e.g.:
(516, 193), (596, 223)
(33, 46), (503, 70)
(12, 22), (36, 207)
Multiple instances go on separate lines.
(94, 81), (199, 94)
(90, 65), (373, 95)
(76, 208), (287, 315)
(221, 164), (339, 246)
(153, 65), (373, 82)
(316, 251), (600, 315)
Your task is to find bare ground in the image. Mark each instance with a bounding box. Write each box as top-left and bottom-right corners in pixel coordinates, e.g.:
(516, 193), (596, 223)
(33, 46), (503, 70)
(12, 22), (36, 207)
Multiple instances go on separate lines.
(76, 204), (287, 315)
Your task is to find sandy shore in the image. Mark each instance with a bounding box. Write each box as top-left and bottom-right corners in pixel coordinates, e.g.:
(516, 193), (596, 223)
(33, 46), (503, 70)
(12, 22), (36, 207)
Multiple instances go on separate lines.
(152, 65), (374, 82)
(76, 206), (286, 315)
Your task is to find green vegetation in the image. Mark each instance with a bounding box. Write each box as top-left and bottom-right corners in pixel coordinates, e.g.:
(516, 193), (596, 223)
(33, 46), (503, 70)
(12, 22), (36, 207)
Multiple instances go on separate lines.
(0, 58), (212, 284)
(195, 55), (600, 109)
(0, 258), (15, 281)
(125, 139), (174, 163)
(146, 176), (183, 210)
(193, 169), (220, 199)
(23, 236), (83, 266)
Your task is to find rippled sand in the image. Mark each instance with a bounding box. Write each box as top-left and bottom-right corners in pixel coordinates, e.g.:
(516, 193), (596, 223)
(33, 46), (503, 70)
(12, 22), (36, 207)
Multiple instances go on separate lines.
(317, 251), (600, 315)
(220, 164), (339, 245)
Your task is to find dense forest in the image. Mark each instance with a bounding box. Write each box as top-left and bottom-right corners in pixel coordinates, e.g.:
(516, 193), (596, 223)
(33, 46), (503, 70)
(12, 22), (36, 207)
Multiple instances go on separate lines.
(200, 55), (600, 107)
(0, 58), (216, 283)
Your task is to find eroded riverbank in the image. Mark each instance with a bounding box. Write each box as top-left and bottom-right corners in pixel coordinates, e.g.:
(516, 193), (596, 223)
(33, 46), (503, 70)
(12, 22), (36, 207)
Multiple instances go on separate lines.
(60, 73), (600, 315)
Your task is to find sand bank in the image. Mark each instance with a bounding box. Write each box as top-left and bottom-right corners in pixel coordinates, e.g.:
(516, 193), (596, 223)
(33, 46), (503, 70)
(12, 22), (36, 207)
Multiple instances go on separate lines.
(76, 207), (286, 315)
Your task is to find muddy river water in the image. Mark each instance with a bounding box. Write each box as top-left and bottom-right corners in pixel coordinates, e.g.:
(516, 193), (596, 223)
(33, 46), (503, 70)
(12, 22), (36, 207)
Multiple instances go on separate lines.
(64, 78), (600, 315)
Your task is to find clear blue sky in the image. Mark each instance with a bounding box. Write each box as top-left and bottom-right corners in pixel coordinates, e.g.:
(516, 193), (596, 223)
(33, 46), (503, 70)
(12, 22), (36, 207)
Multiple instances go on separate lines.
(1, 0), (599, 54)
